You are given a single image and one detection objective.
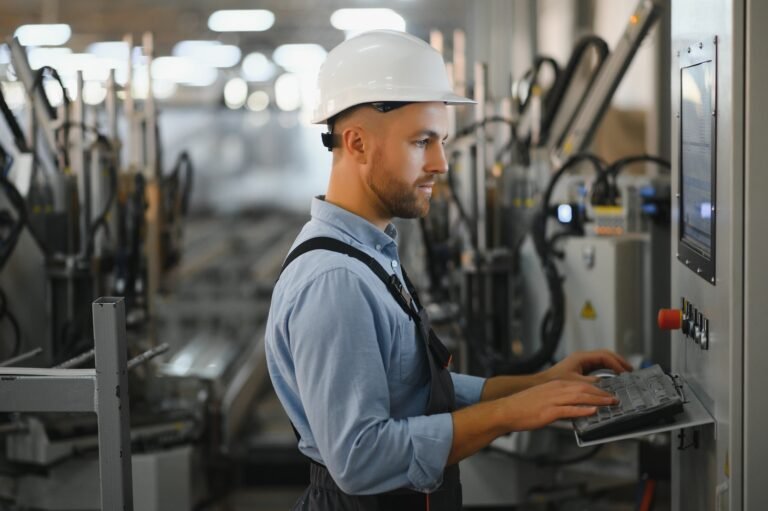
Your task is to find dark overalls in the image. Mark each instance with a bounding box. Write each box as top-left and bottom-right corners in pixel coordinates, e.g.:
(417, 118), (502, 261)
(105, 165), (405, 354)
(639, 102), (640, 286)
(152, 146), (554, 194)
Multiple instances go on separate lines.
(279, 237), (462, 511)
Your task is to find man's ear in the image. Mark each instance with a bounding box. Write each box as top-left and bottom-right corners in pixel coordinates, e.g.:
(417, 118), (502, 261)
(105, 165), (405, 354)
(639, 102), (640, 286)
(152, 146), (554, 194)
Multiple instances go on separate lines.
(340, 126), (369, 165)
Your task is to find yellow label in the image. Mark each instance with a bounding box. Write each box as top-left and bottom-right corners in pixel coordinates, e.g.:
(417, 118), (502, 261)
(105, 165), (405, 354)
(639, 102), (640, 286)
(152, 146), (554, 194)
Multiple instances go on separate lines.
(581, 300), (597, 320)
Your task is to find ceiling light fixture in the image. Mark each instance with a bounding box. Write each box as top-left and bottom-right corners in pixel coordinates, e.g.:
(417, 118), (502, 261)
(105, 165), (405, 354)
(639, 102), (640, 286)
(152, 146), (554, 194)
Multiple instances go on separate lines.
(173, 40), (242, 68)
(208, 10), (275, 32)
(224, 77), (248, 109)
(15, 24), (72, 46)
(273, 44), (326, 74)
(330, 8), (406, 35)
(152, 56), (218, 87)
(241, 52), (277, 82)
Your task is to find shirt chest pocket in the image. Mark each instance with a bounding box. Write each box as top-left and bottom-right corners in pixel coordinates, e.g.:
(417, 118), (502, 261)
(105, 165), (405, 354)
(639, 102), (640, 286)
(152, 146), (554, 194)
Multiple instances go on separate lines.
(395, 317), (429, 386)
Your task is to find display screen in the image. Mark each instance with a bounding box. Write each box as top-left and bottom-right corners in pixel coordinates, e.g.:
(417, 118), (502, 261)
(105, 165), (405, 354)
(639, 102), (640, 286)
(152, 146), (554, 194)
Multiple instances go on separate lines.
(680, 61), (714, 257)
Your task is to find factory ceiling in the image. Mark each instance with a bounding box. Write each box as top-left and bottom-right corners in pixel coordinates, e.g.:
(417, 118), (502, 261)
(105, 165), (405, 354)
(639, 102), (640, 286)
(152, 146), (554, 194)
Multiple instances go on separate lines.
(0, 0), (468, 56)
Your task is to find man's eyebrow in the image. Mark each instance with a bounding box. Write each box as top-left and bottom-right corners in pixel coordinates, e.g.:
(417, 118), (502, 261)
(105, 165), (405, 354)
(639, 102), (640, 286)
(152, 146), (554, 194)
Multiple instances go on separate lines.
(412, 129), (449, 140)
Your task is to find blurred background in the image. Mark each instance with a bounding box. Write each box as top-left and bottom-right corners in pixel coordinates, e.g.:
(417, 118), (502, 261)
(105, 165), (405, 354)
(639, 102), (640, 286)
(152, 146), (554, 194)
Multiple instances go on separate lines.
(0, 1), (679, 510)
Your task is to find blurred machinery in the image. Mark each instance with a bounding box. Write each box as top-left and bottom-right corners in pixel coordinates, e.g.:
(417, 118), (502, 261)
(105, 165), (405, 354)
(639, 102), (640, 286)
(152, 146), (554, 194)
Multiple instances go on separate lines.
(413, 0), (676, 507)
(0, 32), (279, 510)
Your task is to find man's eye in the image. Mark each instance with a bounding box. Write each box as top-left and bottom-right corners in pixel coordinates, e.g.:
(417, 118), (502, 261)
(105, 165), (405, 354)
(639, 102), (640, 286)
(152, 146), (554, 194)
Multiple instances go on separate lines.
(414, 139), (429, 148)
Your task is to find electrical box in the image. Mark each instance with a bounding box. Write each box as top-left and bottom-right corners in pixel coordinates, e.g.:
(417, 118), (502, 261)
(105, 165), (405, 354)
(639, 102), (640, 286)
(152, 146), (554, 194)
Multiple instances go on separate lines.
(559, 235), (648, 359)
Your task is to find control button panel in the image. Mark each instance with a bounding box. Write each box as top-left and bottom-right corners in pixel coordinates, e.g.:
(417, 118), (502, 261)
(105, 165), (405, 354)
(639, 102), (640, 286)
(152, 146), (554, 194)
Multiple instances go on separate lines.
(658, 298), (709, 350)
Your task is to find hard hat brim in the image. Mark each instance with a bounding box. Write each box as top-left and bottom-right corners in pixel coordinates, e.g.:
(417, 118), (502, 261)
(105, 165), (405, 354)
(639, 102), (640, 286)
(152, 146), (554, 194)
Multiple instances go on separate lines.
(311, 91), (476, 124)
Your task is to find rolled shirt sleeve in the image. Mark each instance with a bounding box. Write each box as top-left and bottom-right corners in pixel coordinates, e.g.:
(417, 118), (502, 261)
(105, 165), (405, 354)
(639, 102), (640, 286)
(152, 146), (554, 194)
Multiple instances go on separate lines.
(451, 372), (486, 408)
(287, 267), (453, 494)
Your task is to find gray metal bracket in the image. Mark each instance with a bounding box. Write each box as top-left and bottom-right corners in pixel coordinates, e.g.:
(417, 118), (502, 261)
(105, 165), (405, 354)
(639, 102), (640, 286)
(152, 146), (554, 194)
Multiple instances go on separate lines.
(0, 297), (133, 511)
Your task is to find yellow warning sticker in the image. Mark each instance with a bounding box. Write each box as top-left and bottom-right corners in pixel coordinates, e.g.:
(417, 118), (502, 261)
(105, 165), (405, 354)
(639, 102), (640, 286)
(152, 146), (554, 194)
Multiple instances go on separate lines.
(581, 300), (597, 320)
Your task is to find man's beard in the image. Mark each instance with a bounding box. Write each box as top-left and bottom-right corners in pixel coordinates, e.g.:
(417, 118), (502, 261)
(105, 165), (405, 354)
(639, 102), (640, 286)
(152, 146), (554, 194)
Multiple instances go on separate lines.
(367, 154), (431, 219)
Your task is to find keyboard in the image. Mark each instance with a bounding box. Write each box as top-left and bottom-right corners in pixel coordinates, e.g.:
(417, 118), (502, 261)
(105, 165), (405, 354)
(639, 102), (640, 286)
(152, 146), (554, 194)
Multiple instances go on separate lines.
(573, 364), (684, 441)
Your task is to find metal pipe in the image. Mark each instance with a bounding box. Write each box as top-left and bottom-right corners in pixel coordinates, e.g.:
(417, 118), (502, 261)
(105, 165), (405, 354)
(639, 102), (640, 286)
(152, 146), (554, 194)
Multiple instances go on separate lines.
(0, 348), (43, 367)
(54, 348), (95, 369)
(127, 342), (169, 371)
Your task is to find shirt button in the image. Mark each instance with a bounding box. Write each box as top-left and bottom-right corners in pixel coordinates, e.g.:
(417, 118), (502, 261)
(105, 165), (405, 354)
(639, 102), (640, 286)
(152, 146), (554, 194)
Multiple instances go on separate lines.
(391, 260), (398, 268)
(376, 244), (382, 251)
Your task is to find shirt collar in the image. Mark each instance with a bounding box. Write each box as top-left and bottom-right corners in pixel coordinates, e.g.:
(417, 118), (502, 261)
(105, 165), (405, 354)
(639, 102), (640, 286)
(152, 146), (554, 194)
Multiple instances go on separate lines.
(311, 196), (398, 249)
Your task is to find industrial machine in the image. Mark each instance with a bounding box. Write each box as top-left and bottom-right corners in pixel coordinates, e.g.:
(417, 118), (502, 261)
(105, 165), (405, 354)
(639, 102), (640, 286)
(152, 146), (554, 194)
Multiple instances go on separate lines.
(411, 1), (677, 507)
(0, 33), (277, 509)
(661, 0), (768, 508)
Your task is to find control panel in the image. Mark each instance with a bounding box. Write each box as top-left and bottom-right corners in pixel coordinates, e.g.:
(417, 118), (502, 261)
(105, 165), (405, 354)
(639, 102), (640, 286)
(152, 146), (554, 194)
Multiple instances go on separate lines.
(657, 298), (710, 350)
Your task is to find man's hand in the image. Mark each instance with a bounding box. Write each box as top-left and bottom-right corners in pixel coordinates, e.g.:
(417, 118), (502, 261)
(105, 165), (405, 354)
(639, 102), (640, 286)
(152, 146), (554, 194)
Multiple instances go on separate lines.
(448, 379), (618, 464)
(541, 350), (633, 384)
(499, 379), (617, 432)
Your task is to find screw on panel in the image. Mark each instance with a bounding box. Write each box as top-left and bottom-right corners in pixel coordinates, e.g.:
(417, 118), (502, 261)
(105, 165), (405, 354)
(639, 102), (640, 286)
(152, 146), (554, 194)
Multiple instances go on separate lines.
(676, 253), (680, 258)
(697, 268), (702, 274)
(712, 111), (716, 116)
(676, 50), (680, 57)
(676, 112), (680, 118)
(676, 193), (681, 198)
(711, 277), (715, 283)
(699, 42), (704, 49)
(687, 47), (691, 53)
(685, 259), (690, 265)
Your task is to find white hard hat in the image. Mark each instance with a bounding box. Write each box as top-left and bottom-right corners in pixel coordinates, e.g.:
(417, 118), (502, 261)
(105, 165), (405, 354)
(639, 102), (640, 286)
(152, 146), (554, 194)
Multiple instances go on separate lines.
(311, 30), (474, 124)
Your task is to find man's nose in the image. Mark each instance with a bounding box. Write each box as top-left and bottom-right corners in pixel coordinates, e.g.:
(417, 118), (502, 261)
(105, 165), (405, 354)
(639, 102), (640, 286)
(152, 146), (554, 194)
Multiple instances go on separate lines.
(427, 144), (449, 175)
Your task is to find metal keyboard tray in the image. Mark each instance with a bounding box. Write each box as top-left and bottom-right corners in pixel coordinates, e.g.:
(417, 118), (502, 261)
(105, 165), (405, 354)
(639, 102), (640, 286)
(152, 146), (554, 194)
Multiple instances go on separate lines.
(574, 375), (715, 447)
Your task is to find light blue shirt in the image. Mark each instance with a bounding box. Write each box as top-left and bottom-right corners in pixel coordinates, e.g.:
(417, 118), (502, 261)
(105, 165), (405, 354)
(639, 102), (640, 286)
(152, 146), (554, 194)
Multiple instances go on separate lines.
(265, 197), (486, 495)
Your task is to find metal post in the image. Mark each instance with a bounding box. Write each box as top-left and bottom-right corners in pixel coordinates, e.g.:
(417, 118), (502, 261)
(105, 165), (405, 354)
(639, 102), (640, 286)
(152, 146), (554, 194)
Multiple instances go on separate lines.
(143, 32), (157, 179)
(92, 297), (133, 511)
(474, 62), (487, 253)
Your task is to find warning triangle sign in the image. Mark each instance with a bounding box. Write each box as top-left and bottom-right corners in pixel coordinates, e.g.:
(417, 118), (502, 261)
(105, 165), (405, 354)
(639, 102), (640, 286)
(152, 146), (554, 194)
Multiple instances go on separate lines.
(581, 300), (597, 320)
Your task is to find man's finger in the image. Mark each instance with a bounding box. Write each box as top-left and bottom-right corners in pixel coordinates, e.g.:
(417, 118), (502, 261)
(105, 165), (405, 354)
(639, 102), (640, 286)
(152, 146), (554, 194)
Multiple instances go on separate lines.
(557, 405), (598, 419)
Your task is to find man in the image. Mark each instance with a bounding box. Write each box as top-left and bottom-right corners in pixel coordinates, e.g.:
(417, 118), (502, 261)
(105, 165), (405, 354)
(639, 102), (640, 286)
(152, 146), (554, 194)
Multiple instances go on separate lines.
(265, 30), (631, 510)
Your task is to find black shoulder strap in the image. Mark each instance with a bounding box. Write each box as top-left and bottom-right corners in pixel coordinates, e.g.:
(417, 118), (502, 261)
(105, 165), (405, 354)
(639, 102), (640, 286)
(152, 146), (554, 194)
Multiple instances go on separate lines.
(279, 237), (420, 321)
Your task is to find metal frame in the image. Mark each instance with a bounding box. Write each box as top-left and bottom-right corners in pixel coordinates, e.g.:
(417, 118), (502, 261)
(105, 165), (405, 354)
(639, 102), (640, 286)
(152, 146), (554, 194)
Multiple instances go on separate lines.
(0, 298), (133, 511)
(552, 0), (661, 165)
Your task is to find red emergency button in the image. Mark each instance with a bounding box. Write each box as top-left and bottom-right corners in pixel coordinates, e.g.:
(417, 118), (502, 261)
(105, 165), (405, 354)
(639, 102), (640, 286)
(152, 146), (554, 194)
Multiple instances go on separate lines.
(658, 309), (683, 330)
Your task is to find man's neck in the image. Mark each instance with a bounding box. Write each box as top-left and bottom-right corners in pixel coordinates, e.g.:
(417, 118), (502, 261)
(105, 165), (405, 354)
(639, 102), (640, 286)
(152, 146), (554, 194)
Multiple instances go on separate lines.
(325, 175), (390, 231)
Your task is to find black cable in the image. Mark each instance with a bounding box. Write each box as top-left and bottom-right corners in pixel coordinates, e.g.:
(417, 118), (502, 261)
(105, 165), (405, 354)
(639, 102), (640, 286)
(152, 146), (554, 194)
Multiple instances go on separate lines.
(518, 56), (561, 113)
(497, 153), (606, 375)
(83, 136), (118, 256)
(541, 36), (610, 143)
(0, 172), (26, 271)
(0, 288), (21, 358)
(449, 116), (516, 143)
(31, 66), (71, 168)
(593, 154), (671, 206)
(0, 82), (30, 153)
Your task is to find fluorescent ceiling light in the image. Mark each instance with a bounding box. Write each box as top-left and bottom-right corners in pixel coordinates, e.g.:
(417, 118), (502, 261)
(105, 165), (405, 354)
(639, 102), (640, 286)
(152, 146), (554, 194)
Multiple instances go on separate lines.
(274, 73), (302, 111)
(224, 77), (248, 109)
(152, 56), (218, 87)
(273, 44), (326, 74)
(0, 45), (10, 65)
(241, 52), (277, 82)
(153, 80), (178, 100)
(87, 41), (130, 62)
(15, 24), (72, 46)
(208, 10), (275, 32)
(173, 40), (242, 68)
(246, 90), (270, 112)
(330, 8), (406, 33)
(27, 47), (72, 70)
